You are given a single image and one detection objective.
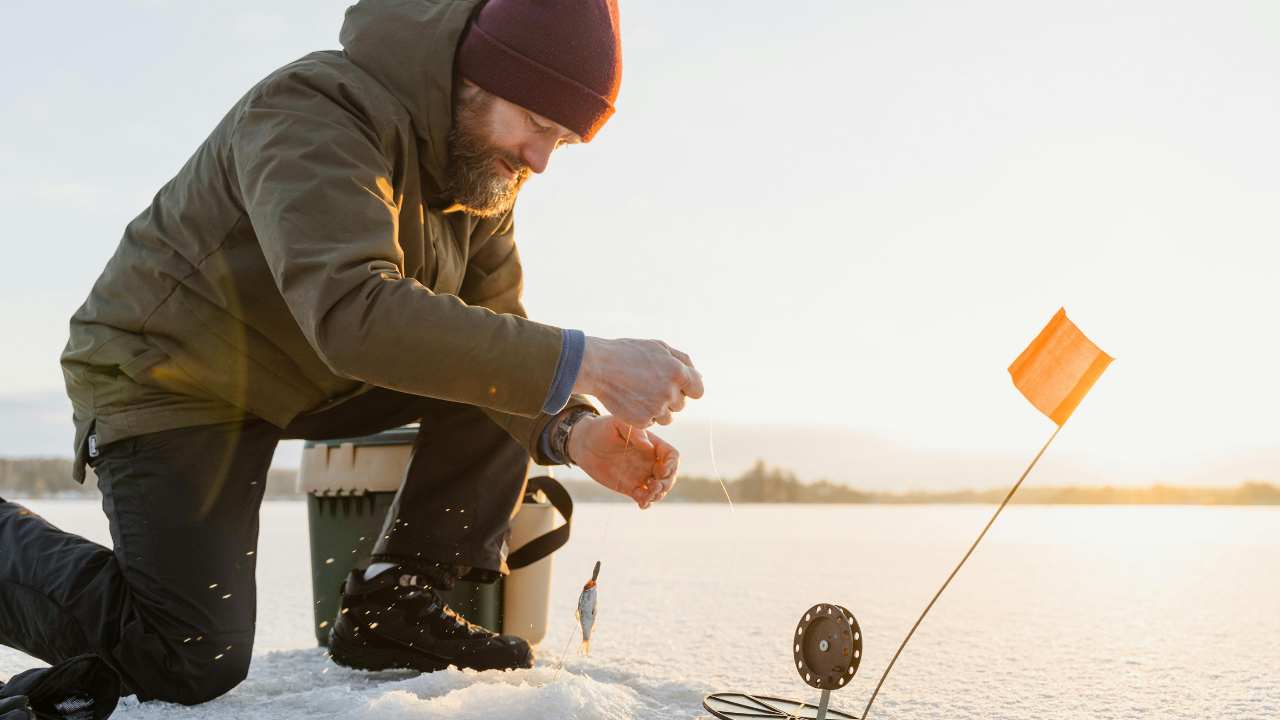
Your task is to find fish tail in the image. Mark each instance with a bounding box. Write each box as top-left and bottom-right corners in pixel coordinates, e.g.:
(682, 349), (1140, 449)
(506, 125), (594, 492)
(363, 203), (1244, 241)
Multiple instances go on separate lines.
(581, 639), (591, 656)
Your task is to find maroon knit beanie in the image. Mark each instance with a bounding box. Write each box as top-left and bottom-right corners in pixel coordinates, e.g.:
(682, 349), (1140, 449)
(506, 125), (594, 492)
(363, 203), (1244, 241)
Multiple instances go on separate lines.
(456, 0), (622, 142)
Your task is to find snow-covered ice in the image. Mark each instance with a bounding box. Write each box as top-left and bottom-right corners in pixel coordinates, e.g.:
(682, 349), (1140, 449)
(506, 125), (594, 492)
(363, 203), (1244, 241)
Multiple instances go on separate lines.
(108, 651), (661, 720)
(2, 500), (1278, 719)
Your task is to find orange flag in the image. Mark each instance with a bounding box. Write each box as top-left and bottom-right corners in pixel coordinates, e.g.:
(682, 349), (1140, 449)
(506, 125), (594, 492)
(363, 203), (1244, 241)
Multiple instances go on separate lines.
(1008, 308), (1113, 426)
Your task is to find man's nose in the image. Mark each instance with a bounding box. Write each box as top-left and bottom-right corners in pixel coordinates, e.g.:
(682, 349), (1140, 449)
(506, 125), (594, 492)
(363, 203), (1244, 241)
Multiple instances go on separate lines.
(520, 138), (558, 174)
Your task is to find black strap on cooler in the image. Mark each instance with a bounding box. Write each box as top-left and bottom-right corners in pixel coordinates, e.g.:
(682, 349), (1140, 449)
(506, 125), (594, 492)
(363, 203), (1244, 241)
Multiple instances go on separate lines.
(506, 475), (573, 571)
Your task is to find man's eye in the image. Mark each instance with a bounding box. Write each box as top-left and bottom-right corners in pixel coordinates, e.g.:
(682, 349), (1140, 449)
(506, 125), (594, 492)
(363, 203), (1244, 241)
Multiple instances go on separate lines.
(527, 113), (551, 133)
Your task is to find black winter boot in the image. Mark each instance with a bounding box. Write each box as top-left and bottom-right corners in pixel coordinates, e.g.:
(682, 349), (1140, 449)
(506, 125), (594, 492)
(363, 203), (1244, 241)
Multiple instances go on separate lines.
(0, 696), (32, 720)
(0, 655), (119, 720)
(328, 568), (533, 673)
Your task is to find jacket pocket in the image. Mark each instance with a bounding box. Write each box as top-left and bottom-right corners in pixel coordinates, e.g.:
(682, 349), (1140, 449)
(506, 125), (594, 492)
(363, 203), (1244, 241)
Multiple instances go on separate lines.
(151, 289), (331, 426)
(119, 347), (219, 401)
(119, 347), (167, 379)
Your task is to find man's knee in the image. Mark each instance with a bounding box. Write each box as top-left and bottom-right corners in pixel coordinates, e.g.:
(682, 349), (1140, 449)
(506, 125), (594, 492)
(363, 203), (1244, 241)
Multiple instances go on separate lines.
(125, 636), (252, 706)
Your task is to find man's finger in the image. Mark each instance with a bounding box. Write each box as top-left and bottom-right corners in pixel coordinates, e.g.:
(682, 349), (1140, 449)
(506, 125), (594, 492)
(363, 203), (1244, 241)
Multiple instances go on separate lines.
(655, 475), (674, 500)
(653, 451), (676, 478)
(665, 344), (694, 368)
(657, 457), (678, 480)
(645, 475), (667, 503)
(654, 409), (674, 426)
(668, 392), (686, 413)
(649, 432), (678, 463)
(678, 365), (705, 399)
(623, 411), (655, 429)
(627, 425), (655, 451)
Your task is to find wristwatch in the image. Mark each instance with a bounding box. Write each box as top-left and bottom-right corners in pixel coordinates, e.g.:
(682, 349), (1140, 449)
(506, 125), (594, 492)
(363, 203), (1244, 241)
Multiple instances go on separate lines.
(550, 407), (596, 466)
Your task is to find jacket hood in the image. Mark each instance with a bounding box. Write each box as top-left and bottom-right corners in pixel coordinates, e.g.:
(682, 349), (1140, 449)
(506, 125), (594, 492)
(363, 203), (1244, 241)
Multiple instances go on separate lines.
(340, 0), (483, 192)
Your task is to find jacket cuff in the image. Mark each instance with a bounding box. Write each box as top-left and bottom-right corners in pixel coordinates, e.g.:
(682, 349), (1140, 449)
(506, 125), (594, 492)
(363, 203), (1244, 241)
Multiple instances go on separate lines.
(541, 329), (585, 415)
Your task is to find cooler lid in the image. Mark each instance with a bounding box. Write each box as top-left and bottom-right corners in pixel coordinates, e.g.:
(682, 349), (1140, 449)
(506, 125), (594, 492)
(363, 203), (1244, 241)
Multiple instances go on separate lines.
(301, 424), (419, 449)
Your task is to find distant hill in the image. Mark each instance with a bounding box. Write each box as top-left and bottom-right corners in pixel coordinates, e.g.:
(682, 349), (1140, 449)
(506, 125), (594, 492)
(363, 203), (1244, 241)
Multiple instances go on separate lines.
(3, 456), (1277, 505)
(0, 458), (86, 498)
(5, 392), (1276, 491)
(582, 421), (1280, 492)
(7, 457), (1276, 506)
(557, 460), (1280, 506)
(0, 458), (299, 500)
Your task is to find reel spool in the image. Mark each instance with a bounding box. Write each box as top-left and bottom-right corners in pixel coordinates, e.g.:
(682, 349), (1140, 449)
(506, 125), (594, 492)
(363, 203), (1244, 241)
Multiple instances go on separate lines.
(794, 603), (861, 690)
(704, 603), (863, 720)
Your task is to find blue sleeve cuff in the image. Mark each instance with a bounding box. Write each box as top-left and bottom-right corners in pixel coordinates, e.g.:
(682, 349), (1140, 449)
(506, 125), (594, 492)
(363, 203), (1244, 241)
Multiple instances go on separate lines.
(541, 328), (585, 415)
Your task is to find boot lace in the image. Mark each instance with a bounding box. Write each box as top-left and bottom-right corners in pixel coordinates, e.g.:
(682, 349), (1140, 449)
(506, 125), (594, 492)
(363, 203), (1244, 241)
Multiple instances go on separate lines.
(397, 574), (490, 638)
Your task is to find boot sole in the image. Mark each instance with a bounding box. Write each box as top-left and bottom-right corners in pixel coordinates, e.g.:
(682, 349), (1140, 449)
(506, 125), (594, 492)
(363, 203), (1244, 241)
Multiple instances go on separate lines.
(329, 625), (534, 673)
(328, 627), (450, 674)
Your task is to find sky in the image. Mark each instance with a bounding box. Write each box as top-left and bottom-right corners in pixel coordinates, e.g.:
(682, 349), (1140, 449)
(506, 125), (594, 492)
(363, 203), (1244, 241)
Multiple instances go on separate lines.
(1, 0), (1277, 487)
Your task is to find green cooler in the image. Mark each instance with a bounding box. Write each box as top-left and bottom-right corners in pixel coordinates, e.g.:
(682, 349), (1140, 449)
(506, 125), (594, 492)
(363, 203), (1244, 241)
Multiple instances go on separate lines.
(300, 426), (571, 647)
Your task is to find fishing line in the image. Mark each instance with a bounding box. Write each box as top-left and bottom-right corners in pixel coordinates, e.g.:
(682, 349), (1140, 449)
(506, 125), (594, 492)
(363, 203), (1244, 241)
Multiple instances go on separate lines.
(859, 425), (1062, 720)
(551, 623), (580, 682)
(539, 464), (588, 681)
(706, 417), (734, 511)
(554, 410), (737, 681)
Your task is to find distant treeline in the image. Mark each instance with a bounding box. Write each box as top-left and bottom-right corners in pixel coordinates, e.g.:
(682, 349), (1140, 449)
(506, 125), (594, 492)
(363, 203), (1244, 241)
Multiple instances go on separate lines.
(0, 458), (299, 499)
(559, 460), (1280, 506)
(0, 458), (85, 499)
(3, 457), (1278, 505)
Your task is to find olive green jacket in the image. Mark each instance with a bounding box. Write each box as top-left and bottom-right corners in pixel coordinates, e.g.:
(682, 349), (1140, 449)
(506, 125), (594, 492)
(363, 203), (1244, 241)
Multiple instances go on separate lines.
(60, 0), (587, 481)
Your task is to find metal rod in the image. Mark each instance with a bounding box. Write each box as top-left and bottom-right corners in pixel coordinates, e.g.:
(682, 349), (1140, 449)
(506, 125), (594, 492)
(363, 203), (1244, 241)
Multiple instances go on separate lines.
(815, 689), (831, 720)
(860, 425), (1063, 719)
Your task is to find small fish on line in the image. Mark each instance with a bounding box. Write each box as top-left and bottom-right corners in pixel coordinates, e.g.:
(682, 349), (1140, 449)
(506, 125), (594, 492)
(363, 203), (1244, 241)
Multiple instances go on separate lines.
(576, 560), (601, 655)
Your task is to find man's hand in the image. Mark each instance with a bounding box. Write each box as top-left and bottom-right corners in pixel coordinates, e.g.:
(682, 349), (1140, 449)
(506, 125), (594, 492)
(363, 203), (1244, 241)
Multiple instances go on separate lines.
(572, 337), (704, 428)
(567, 414), (679, 509)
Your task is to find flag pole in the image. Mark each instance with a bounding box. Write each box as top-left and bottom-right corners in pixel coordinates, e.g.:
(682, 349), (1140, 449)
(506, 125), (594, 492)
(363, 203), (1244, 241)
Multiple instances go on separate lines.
(860, 424), (1063, 720)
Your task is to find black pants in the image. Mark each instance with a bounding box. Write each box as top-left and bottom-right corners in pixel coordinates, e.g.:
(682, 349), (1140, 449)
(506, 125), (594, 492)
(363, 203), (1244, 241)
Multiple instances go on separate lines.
(0, 389), (528, 705)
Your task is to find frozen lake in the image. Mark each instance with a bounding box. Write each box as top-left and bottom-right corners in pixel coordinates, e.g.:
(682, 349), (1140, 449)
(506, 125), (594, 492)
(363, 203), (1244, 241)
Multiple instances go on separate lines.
(1, 499), (1277, 719)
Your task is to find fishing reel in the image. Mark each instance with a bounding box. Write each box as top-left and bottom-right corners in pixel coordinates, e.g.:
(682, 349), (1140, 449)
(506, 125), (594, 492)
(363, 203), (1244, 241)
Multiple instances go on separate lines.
(703, 603), (863, 720)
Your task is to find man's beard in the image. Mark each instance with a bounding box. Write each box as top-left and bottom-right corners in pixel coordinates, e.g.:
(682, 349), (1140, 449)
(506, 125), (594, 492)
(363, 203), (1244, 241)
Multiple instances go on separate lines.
(443, 90), (530, 217)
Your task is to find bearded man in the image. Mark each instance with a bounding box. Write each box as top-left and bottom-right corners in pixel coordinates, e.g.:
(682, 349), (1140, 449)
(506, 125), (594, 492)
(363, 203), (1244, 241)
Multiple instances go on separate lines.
(0, 0), (702, 707)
